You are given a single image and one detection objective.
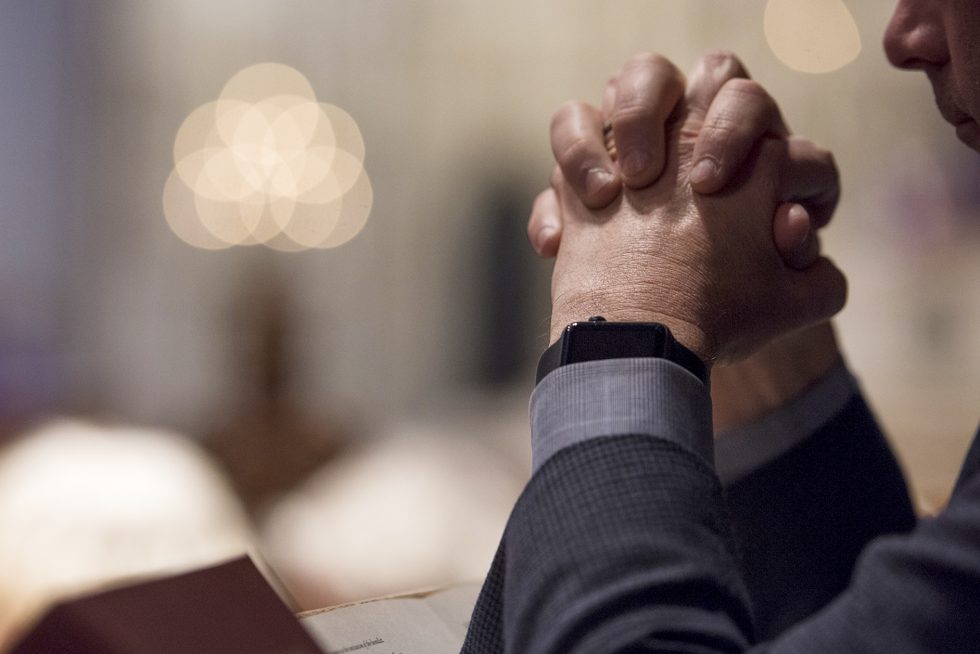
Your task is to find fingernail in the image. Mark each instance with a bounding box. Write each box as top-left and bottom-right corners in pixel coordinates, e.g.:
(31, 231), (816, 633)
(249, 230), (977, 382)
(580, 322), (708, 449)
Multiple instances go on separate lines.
(585, 168), (616, 198)
(689, 158), (718, 187)
(790, 206), (812, 247)
(621, 150), (651, 179)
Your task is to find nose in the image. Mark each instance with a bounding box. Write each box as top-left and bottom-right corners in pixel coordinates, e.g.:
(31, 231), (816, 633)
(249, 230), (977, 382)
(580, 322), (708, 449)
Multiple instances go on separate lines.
(883, 0), (948, 69)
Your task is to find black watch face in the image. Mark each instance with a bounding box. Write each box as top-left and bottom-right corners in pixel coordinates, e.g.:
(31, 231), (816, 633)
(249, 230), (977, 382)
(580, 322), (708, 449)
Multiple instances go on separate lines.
(563, 321), (670, 364)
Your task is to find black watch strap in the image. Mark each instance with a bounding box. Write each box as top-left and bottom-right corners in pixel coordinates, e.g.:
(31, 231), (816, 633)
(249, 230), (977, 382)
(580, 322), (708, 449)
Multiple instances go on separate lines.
(536, 316), (708, 385)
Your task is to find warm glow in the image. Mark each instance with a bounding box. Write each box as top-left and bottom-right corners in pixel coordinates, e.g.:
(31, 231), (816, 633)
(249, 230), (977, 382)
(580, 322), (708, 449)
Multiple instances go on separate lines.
(0, 421), (255, 646)
(164, 63), (372, 251)
(764, 0), (862, 74)
(261, 429), (519, 603)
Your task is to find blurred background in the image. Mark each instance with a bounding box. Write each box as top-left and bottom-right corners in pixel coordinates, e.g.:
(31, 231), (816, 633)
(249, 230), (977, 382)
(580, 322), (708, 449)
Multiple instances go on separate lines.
(1, 0), (978, 647)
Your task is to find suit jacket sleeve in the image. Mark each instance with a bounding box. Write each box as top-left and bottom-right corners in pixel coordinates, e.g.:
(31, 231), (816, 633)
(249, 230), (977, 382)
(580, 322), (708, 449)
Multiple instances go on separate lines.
(461, 360), (980, 653)
(724, 390), (917, 638)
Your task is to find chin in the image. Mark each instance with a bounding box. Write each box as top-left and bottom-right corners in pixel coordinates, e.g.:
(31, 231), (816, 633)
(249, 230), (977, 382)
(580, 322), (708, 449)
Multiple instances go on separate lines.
(955, 119), (980, 151)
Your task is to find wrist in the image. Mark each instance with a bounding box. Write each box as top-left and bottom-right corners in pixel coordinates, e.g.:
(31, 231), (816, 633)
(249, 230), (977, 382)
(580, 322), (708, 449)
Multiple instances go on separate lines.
(550, 303), (713, 366)
(711, 322), (841, 431)
(539, 316), (710, 386)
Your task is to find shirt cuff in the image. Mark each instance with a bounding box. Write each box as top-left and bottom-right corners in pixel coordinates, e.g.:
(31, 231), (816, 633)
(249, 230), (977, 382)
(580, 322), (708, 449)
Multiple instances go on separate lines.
(713, 361), (858, 484)
(530, 358), (712, 474)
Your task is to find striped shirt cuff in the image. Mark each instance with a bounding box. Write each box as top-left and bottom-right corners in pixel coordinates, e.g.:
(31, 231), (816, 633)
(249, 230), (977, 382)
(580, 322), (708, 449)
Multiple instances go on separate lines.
(530, 358), (712, 474)
(713, 361), (858, 484)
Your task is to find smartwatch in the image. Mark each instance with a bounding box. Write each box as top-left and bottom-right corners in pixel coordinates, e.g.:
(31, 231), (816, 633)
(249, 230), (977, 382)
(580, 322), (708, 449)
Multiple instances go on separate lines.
(535, 316), (708, 385)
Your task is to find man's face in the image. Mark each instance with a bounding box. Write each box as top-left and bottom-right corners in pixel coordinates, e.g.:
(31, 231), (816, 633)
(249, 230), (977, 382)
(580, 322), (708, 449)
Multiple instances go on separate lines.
(885, 0), (980, 151)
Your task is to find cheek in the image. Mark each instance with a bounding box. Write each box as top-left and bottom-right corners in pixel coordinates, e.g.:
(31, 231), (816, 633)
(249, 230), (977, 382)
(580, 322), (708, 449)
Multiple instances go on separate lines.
(953, 53), (980, 120)
(949, 6), (980, 120)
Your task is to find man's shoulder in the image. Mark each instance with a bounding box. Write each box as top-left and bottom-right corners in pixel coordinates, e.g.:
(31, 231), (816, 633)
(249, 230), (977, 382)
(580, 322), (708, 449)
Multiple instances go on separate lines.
(953, 425), (980, 494)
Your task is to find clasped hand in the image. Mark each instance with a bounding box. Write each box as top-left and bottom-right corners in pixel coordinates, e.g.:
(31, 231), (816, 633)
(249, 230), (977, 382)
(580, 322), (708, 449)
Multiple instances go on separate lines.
(539, 52), (847, 368)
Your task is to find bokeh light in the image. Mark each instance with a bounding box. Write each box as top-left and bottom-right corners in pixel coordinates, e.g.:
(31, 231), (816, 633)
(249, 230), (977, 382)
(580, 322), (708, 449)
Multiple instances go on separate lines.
(163, 63), (371, 251)
(0, 420), (256, 645)
(764, 0), (862, 74)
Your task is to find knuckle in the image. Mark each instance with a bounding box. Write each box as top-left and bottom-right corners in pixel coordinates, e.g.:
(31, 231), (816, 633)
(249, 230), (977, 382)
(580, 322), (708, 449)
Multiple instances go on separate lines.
(702, 48), (737, 63)
(700, 49), (748, 77)
(703, 108), (745, 133)
(723, 78), (773, 105)
(610, 101), (657, 126)
(550, 100), (588, 132)
(623, 52), (684, 87)
(555, 135), (597, 172)
(714, 79), (785, 133)
(627, 51), (673, 70)
(700, 113), (749, 151)
(615, 54), (684, 121)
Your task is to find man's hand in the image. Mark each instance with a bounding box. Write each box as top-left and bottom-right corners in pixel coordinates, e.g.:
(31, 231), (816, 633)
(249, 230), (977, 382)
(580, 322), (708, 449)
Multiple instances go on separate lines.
(532, 51), (839, 271)
(546, 57), (846, 366)
(538, 51), (845, 423)
(711, 322), (841, 430)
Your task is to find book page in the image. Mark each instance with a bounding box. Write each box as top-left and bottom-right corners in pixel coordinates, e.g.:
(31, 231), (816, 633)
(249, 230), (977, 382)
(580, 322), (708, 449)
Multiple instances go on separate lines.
(298, 582), (480, 654)
(415, 584), (482, 639)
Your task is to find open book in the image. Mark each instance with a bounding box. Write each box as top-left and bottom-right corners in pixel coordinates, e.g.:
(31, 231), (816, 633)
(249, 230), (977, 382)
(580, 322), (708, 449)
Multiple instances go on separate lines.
(11, 556), (480, 654)
(299, 583), (480, 654)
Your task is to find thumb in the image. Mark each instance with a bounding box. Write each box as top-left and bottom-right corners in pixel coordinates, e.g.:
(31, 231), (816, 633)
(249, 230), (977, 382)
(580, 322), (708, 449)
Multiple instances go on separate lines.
(528, 187), (563, 258)
(773, 203), (820, 269)
(783, 257), (848, 330)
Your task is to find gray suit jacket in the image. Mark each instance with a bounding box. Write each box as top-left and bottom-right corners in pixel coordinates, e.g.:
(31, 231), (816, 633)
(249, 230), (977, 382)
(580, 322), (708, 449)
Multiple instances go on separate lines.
(462, 393), (980, 652)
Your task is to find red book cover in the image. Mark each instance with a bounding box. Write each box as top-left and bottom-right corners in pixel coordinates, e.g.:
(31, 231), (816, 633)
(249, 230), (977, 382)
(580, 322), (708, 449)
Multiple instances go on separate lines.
(11, 557), (324, 654)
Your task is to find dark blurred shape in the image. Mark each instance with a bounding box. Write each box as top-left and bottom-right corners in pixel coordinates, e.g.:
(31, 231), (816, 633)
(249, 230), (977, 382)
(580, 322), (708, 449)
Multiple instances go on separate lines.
(465, 181), (548, 387)
(207, 265), (349, 513)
